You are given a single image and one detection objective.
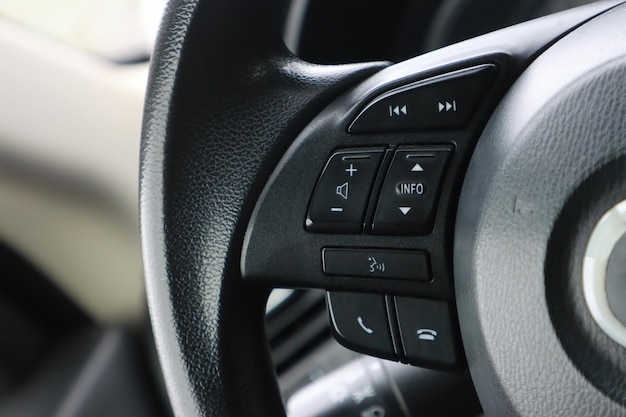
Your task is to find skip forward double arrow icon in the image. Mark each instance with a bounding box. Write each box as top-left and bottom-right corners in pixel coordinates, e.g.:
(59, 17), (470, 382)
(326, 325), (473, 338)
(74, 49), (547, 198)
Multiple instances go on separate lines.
(438, 100), (457, 112)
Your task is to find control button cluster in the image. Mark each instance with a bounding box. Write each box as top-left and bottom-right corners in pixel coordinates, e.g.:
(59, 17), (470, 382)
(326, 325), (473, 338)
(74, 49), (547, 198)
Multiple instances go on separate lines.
(327, 292), (462, 370)
(307, 148), (384, 233)
(322, 248), (431, 281)
(348, 64), (497, 133)
(373, 147), (450, 235)
(307, 145), (452, 235)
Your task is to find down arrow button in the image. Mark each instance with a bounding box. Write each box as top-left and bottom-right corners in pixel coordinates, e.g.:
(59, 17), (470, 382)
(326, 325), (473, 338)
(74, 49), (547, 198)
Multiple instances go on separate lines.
(372, 146), (452, 235)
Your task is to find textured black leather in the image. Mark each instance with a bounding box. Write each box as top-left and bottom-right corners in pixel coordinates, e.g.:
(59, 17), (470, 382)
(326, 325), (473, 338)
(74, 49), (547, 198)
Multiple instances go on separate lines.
(139, 1), (386, 416)
(455, 4), (626, 416)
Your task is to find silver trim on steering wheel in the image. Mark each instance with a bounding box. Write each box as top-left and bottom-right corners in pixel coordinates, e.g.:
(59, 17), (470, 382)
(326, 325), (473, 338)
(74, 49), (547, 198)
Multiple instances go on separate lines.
(583, 199), (626, 348)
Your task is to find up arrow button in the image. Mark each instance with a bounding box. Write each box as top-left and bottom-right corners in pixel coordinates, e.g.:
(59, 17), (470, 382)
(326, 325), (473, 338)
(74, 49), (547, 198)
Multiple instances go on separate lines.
(372, 145), (452, 235)
(411, 163), (424, 172)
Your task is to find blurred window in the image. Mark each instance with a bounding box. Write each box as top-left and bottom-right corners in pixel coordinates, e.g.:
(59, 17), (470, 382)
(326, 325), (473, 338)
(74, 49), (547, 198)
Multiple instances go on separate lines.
(0, 0), (167, 62)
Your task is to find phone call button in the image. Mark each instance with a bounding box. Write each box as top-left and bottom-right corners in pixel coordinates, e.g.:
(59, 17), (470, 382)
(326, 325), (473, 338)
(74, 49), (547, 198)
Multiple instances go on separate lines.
(326, 292), (396, 361)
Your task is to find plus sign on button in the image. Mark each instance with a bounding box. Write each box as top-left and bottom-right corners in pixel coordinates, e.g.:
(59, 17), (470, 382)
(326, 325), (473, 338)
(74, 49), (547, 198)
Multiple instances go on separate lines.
(307, 148), (384, 233)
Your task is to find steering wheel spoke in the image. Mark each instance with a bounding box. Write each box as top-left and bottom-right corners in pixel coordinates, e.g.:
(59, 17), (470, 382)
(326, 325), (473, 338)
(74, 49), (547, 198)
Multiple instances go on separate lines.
(141, 0), (626, 416)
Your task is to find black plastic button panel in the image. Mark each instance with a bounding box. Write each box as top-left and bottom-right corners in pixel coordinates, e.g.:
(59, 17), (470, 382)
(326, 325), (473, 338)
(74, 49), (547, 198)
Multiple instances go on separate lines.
(307, 145), (451, 235)
(322, 248), (431, 281)
(327, 292), (396, 361)
(372, 146), (451, 235)
(327, 292), (462, 370)
(348, 64), (497, 133)
(307, 148), (384, 233)
(395, 297), (459, 367)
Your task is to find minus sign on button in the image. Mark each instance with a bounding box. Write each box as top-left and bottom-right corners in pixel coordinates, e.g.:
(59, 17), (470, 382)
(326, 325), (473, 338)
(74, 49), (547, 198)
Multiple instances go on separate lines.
(331, 208), (344, 212)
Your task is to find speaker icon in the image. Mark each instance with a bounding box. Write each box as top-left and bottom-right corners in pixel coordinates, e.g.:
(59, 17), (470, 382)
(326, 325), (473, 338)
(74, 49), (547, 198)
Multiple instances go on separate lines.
(336, 182), (349, 200)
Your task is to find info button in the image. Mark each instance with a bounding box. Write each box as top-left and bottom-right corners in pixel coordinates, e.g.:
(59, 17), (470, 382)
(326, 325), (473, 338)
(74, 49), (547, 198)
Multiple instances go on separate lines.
(322, 248), (431, 281)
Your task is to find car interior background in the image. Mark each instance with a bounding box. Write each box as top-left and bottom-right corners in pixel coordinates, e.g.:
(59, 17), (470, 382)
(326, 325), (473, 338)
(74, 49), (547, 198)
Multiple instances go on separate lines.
(0, 0), (608, 416)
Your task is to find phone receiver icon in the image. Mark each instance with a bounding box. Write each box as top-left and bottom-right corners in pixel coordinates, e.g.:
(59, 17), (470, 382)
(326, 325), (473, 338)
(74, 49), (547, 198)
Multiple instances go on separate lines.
(417, 328), (438, 341)
(357, 316), (374, 334)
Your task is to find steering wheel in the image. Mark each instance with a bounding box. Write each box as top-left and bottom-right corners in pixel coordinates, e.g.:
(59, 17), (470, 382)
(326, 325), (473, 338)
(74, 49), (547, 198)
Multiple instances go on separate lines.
(140, 0), (626, 416)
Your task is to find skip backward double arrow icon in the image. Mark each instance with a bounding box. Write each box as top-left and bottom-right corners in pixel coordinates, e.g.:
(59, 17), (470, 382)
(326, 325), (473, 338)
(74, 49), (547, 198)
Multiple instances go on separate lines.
(389, 105), (408, 116)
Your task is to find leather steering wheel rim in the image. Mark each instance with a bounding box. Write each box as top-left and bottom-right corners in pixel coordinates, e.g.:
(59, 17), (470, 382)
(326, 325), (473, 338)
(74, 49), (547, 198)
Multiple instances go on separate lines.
(140, 1), (385, 415)
(141, 1), (626, 416)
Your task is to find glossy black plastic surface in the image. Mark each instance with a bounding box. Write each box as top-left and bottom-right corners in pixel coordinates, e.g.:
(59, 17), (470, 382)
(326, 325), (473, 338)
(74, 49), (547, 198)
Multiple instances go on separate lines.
(323, 248), (431, 281)
(327, 292), (396, 360)
(372, 146), (452, 235)
(307, 148), (384, 233)
(395, 297), (460, 368)
(349, 64), (497, 133)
